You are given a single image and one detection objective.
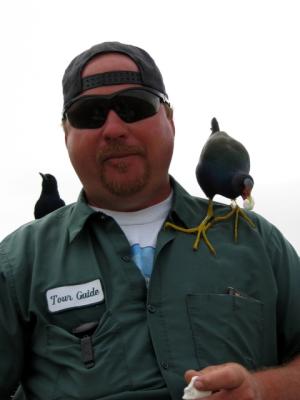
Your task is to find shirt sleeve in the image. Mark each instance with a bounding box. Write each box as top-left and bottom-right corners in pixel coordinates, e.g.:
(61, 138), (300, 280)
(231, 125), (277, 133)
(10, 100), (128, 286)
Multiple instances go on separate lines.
(267, 224), (300, 363)
(0, 249), (25, 397)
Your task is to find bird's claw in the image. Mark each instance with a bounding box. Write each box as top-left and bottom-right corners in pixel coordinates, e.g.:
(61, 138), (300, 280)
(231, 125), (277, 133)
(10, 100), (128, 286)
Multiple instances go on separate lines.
(165, 200), (217, 255)
(233, 207), (256, 241)
(212, 205), (255, 242)
(192, 220), (216, 255)
(164, 200), (255, 255)
(165, 200), (217, 254)
(165, 220), (216, 255)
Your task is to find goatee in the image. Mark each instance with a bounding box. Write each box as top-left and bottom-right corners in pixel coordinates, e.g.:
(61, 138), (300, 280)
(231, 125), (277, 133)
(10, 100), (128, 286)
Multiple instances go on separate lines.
(97, 143), (149, 196)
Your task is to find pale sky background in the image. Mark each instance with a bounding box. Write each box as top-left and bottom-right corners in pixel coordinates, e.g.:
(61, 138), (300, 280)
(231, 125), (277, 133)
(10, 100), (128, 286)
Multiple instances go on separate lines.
(0, 0), (299, 252)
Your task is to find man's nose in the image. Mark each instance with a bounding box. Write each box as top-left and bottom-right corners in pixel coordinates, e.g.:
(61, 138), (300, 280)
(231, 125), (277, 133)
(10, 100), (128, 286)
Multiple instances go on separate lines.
(101, 110), (129, 141)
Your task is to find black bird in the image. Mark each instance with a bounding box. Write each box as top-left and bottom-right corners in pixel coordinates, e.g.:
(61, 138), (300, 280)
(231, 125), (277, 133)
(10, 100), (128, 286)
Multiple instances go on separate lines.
(196, 117), (255, 207)
(165, 118), (255, 254)
(34, 173), (65, 219)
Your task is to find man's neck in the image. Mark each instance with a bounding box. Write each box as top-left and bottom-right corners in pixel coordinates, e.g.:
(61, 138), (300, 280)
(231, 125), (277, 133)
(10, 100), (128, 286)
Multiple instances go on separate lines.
(86, 181), (172, 212)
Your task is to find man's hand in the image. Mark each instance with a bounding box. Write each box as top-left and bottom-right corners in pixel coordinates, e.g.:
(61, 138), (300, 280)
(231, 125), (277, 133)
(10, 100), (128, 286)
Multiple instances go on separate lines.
(184, 363), (262, 400)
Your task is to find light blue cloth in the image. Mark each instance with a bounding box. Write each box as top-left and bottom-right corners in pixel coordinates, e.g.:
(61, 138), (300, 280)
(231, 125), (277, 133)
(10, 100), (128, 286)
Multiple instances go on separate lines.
(131, 243), (155, 280)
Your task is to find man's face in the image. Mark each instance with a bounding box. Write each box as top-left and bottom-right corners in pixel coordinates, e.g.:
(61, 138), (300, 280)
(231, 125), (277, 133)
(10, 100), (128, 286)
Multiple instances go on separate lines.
(64, 53), (175, 210)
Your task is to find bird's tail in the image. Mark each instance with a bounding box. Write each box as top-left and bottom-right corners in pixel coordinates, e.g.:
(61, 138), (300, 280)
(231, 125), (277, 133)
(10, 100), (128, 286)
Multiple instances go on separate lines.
(211, 117), (220, 134)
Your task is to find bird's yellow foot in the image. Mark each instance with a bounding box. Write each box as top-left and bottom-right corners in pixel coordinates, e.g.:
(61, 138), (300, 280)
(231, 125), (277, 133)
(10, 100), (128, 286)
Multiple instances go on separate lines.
(212, 201), (255, 241)
(165, 200), (216, 255)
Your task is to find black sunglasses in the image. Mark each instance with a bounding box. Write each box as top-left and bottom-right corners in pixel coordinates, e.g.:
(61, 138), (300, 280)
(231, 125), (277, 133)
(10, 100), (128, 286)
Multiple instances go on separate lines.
(63, 87), (169, 129)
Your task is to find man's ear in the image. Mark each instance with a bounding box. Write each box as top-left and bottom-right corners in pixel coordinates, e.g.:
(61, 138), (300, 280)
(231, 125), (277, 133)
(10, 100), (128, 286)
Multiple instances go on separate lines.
(62, 120), (69, 145)
(165, 105), (175, 135)
(170, 115), (175, 135)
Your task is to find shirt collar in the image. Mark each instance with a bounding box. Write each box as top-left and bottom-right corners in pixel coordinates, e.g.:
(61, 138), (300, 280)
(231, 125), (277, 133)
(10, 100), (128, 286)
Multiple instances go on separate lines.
(168, 176), (209, 228)
(67, 190), (97, 242)
(67, 178), (209, 243)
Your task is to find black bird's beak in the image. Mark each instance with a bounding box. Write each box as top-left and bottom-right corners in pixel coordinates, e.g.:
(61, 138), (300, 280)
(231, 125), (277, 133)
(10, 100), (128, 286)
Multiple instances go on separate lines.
(39, 172), (45, 179)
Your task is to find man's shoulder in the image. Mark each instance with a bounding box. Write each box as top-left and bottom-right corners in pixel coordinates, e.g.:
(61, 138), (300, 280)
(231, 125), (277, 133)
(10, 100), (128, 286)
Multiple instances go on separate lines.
(0, 203), (76, 251)
(172, 178), (281, 242)
(171, 177), (210, 210)
(172, 179), (272, 227)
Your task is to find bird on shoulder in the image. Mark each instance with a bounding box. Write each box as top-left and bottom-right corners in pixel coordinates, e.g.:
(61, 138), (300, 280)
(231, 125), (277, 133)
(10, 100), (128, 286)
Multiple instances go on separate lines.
(34, 173), (65, 219)
(165, 118), (255, 255)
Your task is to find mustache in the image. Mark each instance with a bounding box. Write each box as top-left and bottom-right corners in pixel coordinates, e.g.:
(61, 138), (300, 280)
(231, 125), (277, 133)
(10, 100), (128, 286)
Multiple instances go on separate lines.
(97, 144), (146, 163)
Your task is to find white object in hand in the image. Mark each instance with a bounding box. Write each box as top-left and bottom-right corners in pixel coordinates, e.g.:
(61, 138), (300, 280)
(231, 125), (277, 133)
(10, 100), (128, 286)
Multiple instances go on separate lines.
(182, 376), (212, 399)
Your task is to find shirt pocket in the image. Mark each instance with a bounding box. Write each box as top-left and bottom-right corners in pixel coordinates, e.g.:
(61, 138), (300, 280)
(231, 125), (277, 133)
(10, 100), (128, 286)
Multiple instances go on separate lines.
(45, 310), (131, 399)
(186, 292), (264, 370)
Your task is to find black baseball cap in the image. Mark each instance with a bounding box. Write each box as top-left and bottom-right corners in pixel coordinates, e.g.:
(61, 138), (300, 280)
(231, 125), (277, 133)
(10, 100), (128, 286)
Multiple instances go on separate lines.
(62, 41), (168, 113)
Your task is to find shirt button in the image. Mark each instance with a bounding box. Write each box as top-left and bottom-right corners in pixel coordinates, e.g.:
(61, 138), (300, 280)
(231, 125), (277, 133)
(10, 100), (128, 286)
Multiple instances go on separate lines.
(98, 213), (106, 220)
(121, 255), (131, 262)
(147, 304), (156, 313)
(161, 361), (169, 369)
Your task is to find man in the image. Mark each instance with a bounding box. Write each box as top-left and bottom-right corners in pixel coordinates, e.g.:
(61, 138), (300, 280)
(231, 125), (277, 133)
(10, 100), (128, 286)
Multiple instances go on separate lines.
(1, 42), (300, 400)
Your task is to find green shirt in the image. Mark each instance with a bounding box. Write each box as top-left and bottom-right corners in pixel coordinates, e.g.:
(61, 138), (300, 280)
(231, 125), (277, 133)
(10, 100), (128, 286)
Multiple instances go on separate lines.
(1, 179), (300, 400)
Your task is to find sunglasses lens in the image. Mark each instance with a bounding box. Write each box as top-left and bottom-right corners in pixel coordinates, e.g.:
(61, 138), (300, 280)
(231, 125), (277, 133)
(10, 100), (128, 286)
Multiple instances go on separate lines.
(113, 90), (160, 123)
(67, 98), (108, 129)
(65, 89), (161, 129)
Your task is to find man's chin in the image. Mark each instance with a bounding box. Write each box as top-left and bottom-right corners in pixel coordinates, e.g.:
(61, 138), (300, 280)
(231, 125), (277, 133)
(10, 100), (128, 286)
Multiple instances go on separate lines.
(101, 173), (149, 197)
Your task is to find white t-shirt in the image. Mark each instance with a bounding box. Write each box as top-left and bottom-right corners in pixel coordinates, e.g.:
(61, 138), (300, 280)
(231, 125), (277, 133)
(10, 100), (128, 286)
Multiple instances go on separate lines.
(91, 193), (172, 284)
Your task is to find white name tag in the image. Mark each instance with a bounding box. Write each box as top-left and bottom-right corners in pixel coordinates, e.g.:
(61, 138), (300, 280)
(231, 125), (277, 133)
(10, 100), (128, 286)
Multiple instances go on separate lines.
(46, 279), (104, 313)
